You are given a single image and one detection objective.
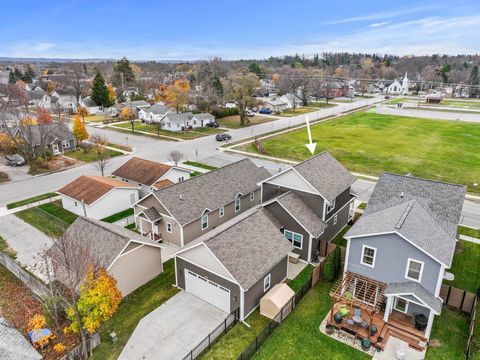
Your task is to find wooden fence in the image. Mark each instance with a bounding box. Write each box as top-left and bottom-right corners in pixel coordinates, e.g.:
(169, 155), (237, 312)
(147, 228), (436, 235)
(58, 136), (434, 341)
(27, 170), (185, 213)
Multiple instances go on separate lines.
(62, 332), (101, 360)
(466, 295), (478, 359)
(439, 285), (477, 314)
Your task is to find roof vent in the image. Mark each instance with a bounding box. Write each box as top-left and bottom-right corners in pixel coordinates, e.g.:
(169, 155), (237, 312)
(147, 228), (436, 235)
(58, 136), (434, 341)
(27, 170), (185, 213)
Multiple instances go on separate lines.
(179, 194), (182, 201)
(400, 191), (404, 198)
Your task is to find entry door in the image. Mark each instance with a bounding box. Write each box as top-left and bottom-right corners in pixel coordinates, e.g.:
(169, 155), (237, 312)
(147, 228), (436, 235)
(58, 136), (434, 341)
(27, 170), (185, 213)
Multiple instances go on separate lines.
(52, 143), (60, 155)
(185, 269), (230, 313)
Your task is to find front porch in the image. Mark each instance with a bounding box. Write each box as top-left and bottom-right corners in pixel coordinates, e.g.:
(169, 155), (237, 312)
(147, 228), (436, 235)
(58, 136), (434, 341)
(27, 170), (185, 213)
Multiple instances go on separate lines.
(328, 272), (431, 353)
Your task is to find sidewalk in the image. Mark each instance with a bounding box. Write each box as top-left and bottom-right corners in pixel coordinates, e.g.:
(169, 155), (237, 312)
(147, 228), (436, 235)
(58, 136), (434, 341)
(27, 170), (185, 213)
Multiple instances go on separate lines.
(459, 234), (480, 244)
(0, 196), (61, 218)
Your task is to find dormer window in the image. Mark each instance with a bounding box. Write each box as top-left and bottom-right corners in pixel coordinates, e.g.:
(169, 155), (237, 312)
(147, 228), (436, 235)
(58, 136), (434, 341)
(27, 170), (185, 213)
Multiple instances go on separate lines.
(326, 199), (336, 213)
(201, 214), (208, 230)
(235, 197), (241, 212)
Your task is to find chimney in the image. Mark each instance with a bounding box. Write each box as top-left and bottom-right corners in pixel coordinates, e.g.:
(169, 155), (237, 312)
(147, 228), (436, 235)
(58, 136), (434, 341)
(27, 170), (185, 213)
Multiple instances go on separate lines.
(400, 192), (404, 198)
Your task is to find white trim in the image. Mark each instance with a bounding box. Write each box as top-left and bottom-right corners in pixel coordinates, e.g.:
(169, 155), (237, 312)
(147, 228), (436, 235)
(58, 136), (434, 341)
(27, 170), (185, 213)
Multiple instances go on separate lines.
(386, 292), (441, 314)
(343, 238), (351, 276)
(360, 244), (376, 268)
(260, 167), (324, 198)
(180, 225), (185, 248)
(240, 288), (245, 320)
(219, 207), (225, 218)
(274, 200), (315, 238)
(325, 196), (355, 221)
(202, 244), (245, 290)
(435, 264), (445, 297)
(177, 254), (237, 284)
(201, 208), (212, 216)
(174, 256), (178, 287)
(394, 297), (409, 314)
(307, 235), (313, 263)
(201, 214), (209, 230)
(263, 274), (271, 292)
(173, 241), (205, 256)
(345, 231), (446, 267)
(234, 197), (241, 212)
(326, 199), (336, 213)
(405, 258), (424, 283)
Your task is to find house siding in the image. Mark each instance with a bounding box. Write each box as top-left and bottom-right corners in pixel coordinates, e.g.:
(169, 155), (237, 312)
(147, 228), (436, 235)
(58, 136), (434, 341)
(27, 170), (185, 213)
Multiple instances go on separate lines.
(346, 233), (442, 295)
(264, 202), (310, 261)
(176, 257), (240, 312)
(243, 256), (289, 317)
(324, 187), (352, 221)
(182, 189), (261, 245)
(293, 190), (325, 219)
(319, 198), (352, 243)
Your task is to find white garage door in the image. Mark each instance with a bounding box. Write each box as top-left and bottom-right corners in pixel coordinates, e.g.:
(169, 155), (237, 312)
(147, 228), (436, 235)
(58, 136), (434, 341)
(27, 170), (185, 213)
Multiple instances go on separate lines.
(185, 269), (230, 313)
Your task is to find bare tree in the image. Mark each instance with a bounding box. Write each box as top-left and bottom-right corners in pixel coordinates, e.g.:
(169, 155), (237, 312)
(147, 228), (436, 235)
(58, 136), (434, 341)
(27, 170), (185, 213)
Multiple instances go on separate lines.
(58, 64), (91, 104)
(95, 151), (111, 176)
(168, 150), (184, 166)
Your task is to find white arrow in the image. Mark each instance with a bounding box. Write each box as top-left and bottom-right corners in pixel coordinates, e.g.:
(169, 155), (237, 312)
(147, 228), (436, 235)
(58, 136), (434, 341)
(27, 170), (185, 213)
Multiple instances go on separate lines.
(305, 116), (317, 155)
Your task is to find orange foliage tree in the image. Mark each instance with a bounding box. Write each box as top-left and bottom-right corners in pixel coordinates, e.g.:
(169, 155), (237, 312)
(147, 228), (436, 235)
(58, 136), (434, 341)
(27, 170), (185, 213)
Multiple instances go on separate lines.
(76, 106), (89, 123)
(165, 80), (191, 113)
(107, 84), (116, 103)
(72, 115), (89, 145)
(36, 108), (52, 124)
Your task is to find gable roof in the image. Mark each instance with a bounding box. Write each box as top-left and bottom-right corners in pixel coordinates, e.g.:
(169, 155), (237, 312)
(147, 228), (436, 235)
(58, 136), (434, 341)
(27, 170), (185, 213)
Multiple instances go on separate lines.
(164, 112), (195, 124)
(204, 209), (293, 289)
(152, 179), (174, 190)
(147, 104), (170, 115)
(274, 192), (326, 237)
(15, 123), (75, 145)
(194, 112), (215, 120)
(293, 152), (356, 202)
(58, 175), (136, 205)
(0, 318), (42, 360)
(346, 173), (466, 267)
(385, 281), (442, 314)
(82, 96), (97, 107)
(112, 157), (172, 186)
(151, 159), (271, 225)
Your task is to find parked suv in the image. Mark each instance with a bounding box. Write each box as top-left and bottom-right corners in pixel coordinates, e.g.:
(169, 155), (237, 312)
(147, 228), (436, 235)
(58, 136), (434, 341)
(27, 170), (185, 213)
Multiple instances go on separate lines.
(215, 133), (232, 141)
(259, 108), (273, 114)
(206, 121), (219, 128)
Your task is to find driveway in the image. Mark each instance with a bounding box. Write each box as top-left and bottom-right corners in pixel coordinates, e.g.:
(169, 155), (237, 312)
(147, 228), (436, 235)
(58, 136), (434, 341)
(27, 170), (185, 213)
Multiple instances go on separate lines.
(0, 215), (53, 281)
(119, 292), (228, 360)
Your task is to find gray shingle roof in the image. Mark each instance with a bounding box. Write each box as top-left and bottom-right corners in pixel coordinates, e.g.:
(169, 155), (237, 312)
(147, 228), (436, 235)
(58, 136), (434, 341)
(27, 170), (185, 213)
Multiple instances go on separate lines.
(205, 209), (293, 289)
(153, 159), (271, 225)
(141, 207), (162, 221)
(82, 96), (97, 107)
(0, 318), (42, 360)
(148, 104), (170, 115)
(165, 112), (195, 123)
(15, 123), (75, 146)
(346, 173), (465, 266)
(294, 151), (356, 202)
(275, 192), (327, 237)
(385, 282), (443, 314)
(195, 112), (214, 120)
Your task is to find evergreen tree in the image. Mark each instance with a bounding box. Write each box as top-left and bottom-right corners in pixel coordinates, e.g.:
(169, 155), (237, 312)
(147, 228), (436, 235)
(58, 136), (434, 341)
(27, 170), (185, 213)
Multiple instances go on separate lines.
(248, 62), (261, 75)
(25, 65), (36, 80)
(91, 69), (114, 107)
(12, 68), (23, 83)
(8, 71), (16, 84)
(211, 73), (224, 96)
(112, 57), (135, 88)
(469, 65), (479, 97)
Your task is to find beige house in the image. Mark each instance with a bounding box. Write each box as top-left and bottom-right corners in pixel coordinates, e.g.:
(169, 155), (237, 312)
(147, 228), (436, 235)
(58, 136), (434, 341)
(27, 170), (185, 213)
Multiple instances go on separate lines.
(47, 217), (163, 297)
(133, 158), (271, 247)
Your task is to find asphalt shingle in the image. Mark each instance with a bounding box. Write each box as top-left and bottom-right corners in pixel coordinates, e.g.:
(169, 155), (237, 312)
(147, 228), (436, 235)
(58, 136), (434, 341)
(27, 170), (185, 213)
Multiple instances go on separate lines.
(385, 282), (443, 314)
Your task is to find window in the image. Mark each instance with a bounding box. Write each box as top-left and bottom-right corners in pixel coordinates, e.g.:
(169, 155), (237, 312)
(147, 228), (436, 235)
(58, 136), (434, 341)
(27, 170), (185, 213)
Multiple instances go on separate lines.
(264, 274), (271, 292)
(166, 222), (172, 233)
(361, 245), (376, 267)
(178, 176), (184, 182)
(62, 140), (70, 148)
(201, 214), (208, 230)
(284, 230), (303, 249)
(326, 199), (336, 213)
(394, 297), (408, 313)
(74, 201), (78, 207)
(219, 207), (224, 217)
(250, 192), (255, 201)
(333, 214), (338, 225)
(405, 259), (424, 282)
(235, 197), (241, 212)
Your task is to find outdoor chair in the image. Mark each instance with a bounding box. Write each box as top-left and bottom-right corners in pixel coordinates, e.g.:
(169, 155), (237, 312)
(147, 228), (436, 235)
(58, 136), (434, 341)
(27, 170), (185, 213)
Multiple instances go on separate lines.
(354, 308), (362, 318)
(360, 320), (369, 329)
(346, 319), (354, 325)
(338, 304), (349, 317)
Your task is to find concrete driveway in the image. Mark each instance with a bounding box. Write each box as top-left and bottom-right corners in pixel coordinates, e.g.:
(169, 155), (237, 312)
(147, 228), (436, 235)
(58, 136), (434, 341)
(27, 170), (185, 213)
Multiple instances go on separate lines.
(119, 292), (228, 360)
(0, 215), (53, 281)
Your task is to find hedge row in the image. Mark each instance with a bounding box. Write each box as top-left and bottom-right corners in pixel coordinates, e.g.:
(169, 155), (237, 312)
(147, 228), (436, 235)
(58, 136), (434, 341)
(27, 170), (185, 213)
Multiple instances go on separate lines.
(212, 107), (239, 119)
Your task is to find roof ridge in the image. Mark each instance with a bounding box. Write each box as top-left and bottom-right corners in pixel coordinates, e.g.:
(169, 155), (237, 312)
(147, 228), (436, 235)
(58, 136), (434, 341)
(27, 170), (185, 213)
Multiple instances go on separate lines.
(381, 172), (467, 189)
(293, 150), (328, 168)
(78, 217), (131, 241)
(395, 201), (414, 229)
(411, 198), (455, 237)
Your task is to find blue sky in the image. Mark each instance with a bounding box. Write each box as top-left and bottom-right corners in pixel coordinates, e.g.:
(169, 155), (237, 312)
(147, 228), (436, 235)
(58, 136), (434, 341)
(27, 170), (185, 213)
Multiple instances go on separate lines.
(1, 0), (480, 60)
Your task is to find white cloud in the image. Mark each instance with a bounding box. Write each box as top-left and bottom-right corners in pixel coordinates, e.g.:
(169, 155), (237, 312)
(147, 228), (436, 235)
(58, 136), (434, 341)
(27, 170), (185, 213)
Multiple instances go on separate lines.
(368, 22), (390, 28)
(32, 42), (55, 51)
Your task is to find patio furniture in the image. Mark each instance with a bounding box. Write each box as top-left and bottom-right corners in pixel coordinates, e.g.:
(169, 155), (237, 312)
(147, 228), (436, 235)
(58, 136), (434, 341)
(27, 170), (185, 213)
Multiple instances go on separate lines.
(338, 304), (349, 317)
(361, 338), (371, 350)
(346, 319), (354, 325)
(370, 324), (378, 336)
(360, 320), (369, 329)
(415, 313), (428, 331)
(352, 308), (363, 327)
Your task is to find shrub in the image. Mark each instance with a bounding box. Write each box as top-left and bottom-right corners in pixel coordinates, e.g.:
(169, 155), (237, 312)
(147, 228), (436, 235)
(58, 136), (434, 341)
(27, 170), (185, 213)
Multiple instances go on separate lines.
(212, 107), (239, 118)
(322, 254), (336, 281)
(332, 246), (341, 275)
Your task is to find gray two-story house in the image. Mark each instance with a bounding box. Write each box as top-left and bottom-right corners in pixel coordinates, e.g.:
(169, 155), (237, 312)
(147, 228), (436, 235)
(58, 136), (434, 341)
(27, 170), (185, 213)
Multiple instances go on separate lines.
(133, 158), (270, 247)
(260, 151), (357, 263)
(339, 173), (465, 348)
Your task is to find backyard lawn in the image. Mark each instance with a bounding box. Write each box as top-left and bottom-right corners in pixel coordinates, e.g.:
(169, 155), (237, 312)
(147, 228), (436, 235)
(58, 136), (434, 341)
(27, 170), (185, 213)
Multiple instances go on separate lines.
(432, 99), (480, 110)
(331, 225), (351, 247)
(443, 240), (480, 293)
(91, 259), (179, 360)
(112, 120), (223, 139)
(183, 161), (218, 171)
(253, 280), (369, 360)
(425, 307), (471, 359)
(217, 115), (277, 129)
(308, 101), (338, 108)
(240, 112), (480, 193)
(66, 147), (122, 162)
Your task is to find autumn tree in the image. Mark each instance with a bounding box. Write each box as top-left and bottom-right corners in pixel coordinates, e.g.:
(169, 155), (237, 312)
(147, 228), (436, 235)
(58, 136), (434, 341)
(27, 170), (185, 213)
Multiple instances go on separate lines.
(91, 134), (110, 176)
(223, 71), (260, 125)
(76, 106), (89, 123)
(91, 69), (114, 107)
(36, 108), (52, 124)
(120, 107), (136, 132)
(72, 115), (89, 146)
(107, 84), (116, 103)
(165, 80), (191, 113)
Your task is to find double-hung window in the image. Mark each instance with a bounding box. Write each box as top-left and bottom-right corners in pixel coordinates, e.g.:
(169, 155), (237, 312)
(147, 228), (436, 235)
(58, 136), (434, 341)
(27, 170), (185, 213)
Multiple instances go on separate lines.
(264, 274), (271, 292)
(326, 199), (336, 213)
(201, 214), (208, 230)
(284, 230), (303, 249)
(219, 207), (224, 217)
(361, 245), (376, 267)
(405, 259), (424, 282)
(235, 197), (241, 212)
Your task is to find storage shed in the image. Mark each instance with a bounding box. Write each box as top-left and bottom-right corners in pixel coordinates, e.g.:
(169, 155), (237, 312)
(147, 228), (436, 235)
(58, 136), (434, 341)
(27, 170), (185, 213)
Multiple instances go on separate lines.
(260, 283), (295, 320)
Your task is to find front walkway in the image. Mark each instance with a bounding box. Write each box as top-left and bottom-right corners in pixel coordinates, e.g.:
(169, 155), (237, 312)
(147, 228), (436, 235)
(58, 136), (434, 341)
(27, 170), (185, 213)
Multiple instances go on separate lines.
(119, 292), (228, 360)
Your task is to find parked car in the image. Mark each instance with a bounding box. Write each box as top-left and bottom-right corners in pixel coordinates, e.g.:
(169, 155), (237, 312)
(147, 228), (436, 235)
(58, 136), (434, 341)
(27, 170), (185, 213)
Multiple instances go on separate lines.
(384, 95), (391, 99)
(259, 108), (273, 114)
(5, 154), (26, 166)
(206, 122), (219, 128)
(246, 109), (255, 117)
(215, 133), (232, 142)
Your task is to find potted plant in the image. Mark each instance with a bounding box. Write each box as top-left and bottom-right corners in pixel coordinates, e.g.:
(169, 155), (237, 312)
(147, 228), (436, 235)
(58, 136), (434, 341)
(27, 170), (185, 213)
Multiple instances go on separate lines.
(326, 324), (335, 335)
(361, 338), (371, 350)
(333, 312), (343, 324)
(370, 324), (378, 336)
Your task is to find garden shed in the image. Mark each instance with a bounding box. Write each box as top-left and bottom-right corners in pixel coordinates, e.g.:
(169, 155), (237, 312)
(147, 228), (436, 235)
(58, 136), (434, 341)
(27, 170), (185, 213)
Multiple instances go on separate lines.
(260, 283), (295, 320)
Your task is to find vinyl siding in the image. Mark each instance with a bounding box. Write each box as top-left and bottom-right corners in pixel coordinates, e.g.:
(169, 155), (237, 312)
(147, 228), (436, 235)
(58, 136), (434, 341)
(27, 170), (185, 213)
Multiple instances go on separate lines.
(319, 199), (352, 243)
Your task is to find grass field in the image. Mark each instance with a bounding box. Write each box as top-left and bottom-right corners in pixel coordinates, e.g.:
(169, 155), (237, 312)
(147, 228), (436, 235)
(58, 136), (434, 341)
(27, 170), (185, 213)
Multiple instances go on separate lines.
(443, 240), (480, 293)
(240, 112), (480, 193)
(67, 147), (122, 162)
(279, 107), (323, 117)
(91, 260), (179, 360)
(101, 208), (134, 223)
(435, 99), (480, 110)
(0, 235), (17, 258)
(112, 120), (223, 139)
(217, 115), (277, 129)
(308, 102), (338, 108)
(183, 161), (217, 170)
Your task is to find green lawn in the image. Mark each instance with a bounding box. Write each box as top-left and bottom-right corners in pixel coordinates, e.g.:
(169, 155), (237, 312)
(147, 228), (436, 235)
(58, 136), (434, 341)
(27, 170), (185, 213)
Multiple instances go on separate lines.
(91, 259), (179, 360)
(308, 102), (337, 108)
(112, 121), (221, 139)
(183, 161), (217, 171)
(101, 208), (134, 223)
(279, 107), (322, 117)
(425, 307), (471, 359)
(241, 112), (480, 193)
(443, 240), (480, 293)
(6, 192), (58, 210)
(458, 225), (480, 239)
(357, 202), (367, 210)
(253, 280), (369, 360)
(15, 201), (76, 238)
(288, 265), (314, 292)
(66, 147), (122, 162)
(435, 99), (480, 110)
(217, 115), (277, 129)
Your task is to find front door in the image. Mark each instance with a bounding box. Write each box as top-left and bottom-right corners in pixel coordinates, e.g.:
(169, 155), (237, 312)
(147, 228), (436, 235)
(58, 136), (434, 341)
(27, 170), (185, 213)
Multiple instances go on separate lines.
(52, 143), (60, 155)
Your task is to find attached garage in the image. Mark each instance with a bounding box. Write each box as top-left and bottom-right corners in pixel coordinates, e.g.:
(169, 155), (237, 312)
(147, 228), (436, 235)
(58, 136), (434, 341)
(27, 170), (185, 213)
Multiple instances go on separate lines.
(185, 269), (231, 313)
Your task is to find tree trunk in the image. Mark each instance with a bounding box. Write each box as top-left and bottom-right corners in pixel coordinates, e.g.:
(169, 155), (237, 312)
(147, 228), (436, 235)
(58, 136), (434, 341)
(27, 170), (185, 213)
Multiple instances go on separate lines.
(70, 290), (88, 359)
